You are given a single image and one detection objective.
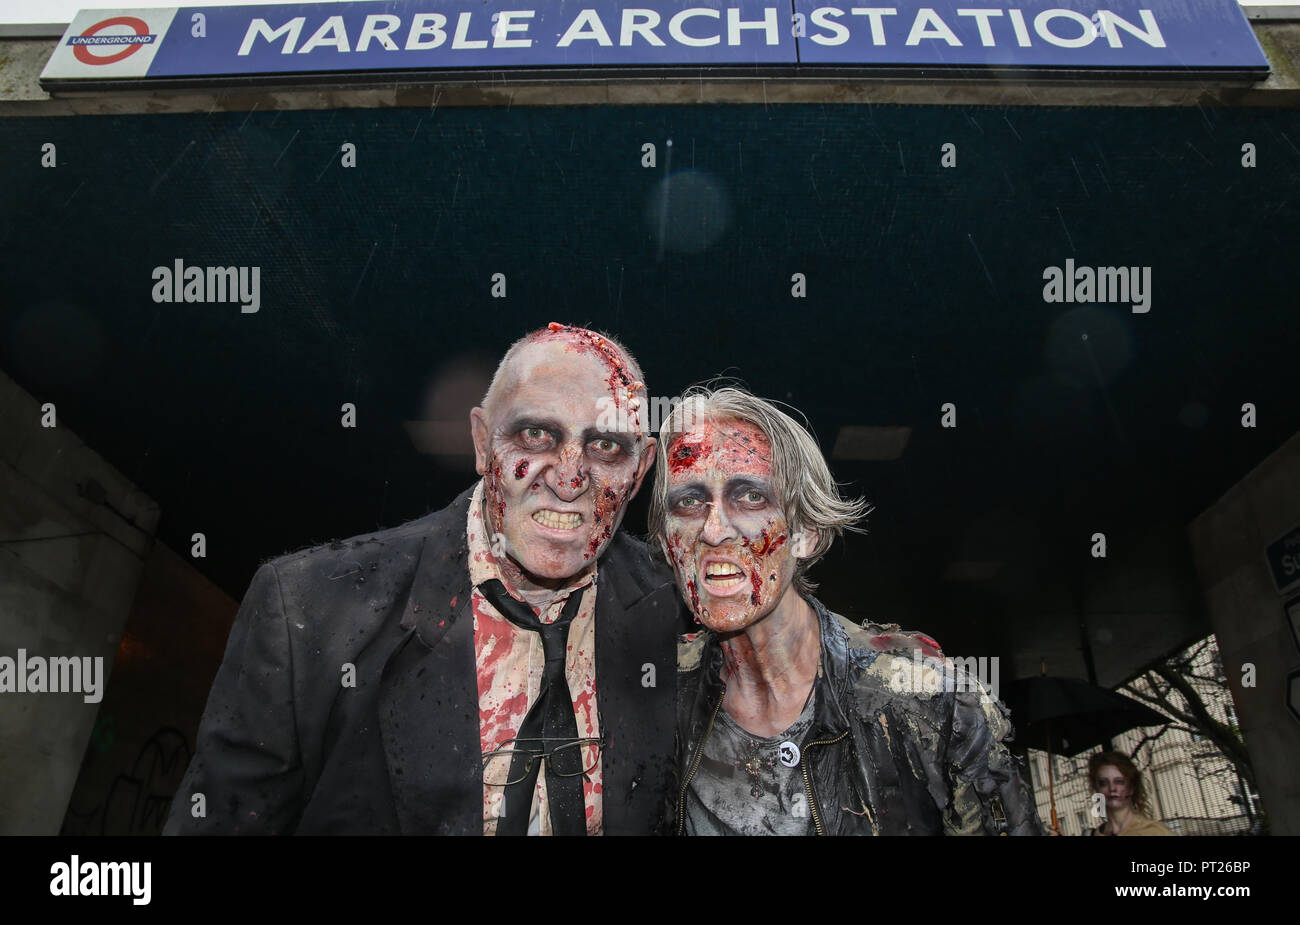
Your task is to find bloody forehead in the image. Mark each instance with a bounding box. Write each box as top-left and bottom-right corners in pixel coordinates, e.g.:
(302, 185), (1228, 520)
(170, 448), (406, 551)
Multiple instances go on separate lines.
(532, 322), (639, 394)
(667, 418), (772, 478)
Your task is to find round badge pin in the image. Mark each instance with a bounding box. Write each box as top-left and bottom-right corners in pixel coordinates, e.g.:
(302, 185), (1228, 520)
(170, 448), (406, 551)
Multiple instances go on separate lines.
(778, 741), (800, 768)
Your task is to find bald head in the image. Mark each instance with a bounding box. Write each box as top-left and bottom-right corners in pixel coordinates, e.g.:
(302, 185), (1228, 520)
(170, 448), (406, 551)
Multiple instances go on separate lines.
(481, 323), (647, 423)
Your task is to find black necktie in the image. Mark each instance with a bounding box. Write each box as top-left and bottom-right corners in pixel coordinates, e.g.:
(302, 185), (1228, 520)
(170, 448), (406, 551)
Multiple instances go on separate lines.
(477, 578), (588, 836)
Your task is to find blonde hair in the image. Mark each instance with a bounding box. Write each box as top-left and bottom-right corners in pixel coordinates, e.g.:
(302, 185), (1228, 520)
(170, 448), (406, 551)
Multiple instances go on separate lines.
(647, 385), (871, 594)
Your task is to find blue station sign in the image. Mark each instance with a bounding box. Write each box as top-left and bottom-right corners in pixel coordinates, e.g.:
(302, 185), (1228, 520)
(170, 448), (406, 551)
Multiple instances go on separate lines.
(40, 0), (1271, 87)
(1267, 523), (1300, 596)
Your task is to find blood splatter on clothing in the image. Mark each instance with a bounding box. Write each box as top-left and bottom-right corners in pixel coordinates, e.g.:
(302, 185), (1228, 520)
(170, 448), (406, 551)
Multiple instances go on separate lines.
(468, 480), (603, 835)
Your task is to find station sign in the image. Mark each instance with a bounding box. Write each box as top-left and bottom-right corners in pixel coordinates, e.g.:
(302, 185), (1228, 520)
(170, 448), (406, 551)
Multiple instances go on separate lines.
(41, 0), (1271, 88)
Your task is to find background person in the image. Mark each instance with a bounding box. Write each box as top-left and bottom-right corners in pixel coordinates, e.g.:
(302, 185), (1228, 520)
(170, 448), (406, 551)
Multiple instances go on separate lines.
(1088, 751), (1176, 836)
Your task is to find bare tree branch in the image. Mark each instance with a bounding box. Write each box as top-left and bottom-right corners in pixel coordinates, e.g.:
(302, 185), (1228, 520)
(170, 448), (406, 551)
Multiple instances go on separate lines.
(1120, 683), (1195, 727)
(1151, 663), (1254, 790)
(1129, 723), (1178, 758)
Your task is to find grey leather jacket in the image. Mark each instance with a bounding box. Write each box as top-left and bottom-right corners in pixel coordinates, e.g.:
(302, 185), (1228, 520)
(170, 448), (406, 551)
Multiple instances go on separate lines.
(672, 596), (1044, 836)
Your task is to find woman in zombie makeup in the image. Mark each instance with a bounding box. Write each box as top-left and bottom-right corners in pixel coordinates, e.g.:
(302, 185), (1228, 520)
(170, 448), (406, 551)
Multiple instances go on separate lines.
(1087, 751), (1176, 836)
(650, 386), (1044, 836)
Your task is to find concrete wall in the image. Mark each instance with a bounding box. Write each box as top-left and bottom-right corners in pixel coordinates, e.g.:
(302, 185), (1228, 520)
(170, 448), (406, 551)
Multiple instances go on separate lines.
(60, 541), (236, 836)
(1188, 430), (1300, 836)
(0, 367), (158, 834)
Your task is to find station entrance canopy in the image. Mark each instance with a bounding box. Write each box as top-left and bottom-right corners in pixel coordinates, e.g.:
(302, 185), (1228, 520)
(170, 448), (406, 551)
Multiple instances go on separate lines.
(39, 0), (1270, 91)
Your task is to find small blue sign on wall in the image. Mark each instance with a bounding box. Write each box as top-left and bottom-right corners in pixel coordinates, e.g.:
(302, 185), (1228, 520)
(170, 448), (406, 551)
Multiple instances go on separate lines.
(1266, 524), (1300, 596)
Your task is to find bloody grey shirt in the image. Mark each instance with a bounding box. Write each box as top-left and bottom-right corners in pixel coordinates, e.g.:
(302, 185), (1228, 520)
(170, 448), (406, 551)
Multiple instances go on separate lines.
(683, 692), (816, 836)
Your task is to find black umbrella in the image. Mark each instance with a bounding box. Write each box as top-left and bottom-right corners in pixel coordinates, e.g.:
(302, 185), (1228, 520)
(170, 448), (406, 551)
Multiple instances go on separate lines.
(1005, 675), (1170, 758)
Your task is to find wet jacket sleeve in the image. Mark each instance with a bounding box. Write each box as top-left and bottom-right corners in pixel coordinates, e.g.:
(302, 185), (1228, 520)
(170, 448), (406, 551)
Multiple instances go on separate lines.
(163, 563), (305, 834)
(942, 682), (1045, 836)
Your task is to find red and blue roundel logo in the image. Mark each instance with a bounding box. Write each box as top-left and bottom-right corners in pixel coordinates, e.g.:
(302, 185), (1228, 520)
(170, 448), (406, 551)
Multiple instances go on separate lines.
(68, 16), (154, 66)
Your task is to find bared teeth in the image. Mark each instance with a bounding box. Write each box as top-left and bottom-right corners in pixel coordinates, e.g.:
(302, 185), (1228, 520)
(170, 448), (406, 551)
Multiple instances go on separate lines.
(704, 562), (743, 578)
(533, 510), (582, 530)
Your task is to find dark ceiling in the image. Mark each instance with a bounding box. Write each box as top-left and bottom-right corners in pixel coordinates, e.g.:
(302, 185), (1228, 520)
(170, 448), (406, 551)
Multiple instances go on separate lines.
(2, 101), (1298, 687)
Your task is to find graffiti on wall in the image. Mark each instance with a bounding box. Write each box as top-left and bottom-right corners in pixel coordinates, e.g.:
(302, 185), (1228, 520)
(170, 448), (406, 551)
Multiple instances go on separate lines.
(63, 723), (191, 835)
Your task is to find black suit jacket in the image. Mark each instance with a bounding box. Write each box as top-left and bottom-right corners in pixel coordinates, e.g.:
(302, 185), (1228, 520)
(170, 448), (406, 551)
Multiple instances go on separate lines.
(164, 486), (682, 835)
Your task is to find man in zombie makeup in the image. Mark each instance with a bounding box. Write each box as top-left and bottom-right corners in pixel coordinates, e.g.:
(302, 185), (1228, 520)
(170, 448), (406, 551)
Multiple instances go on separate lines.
(651, 386), (1043, 836)
(165, 323), (682, 835)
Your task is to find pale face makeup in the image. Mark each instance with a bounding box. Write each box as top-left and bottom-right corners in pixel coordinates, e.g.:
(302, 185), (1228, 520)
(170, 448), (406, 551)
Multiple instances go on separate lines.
(471, 332), (654, 592)
(662, 417), (812, 633)
(1095, 765), (1134, 813)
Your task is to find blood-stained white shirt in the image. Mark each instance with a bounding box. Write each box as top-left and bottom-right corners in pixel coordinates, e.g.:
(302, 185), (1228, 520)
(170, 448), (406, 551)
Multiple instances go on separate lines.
(467, 480), (602, 835)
